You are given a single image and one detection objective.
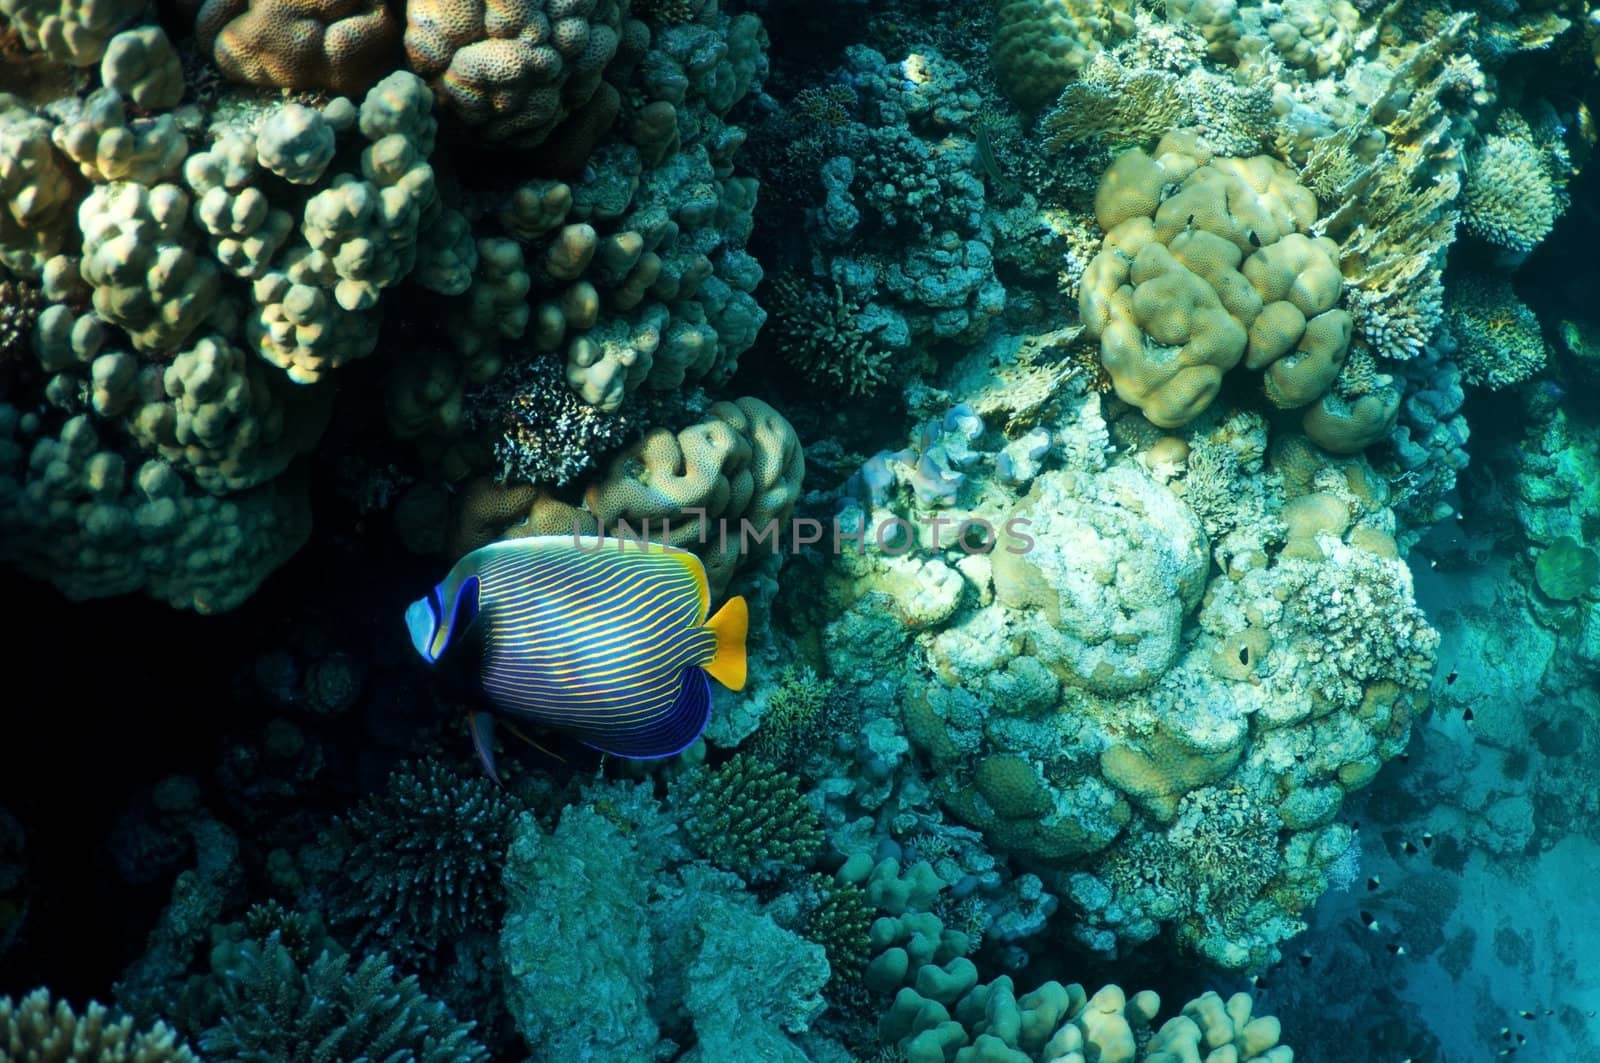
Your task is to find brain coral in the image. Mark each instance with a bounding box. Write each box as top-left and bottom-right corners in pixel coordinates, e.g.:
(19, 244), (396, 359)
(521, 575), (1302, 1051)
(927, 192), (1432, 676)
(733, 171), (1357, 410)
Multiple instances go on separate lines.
(195, 0), (401, 96)
(1080, 130), (1352, 430)
(403, 0), (635, 147)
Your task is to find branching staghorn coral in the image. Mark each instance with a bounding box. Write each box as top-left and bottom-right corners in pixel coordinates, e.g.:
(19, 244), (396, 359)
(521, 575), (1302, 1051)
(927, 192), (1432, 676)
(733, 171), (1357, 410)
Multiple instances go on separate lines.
(193, 932), (490, 1062)
(767, 270), (891, 397)
(1, 988), (200, 1062)
(326, 757), (518, 963)
(673, 752), (824, 882)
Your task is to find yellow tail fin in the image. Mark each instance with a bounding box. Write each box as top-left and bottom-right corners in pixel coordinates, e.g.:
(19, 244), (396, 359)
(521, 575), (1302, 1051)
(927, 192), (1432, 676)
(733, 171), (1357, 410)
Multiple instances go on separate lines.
(703, 595), (748, 690)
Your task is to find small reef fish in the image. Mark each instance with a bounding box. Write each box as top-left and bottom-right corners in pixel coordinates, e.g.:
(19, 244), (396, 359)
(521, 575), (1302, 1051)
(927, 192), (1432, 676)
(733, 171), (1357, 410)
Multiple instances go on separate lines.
(405, 535), (748, 781)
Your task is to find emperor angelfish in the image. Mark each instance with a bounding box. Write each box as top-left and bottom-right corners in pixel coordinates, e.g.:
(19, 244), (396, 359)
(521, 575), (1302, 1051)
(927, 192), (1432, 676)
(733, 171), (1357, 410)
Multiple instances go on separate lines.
(406, 535), (747, 780)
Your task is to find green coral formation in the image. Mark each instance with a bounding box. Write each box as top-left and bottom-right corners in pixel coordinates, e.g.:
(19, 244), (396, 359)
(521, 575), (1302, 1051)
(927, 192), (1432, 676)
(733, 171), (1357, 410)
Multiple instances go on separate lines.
(500, 782), (830, 1061)
(1535, 536), (1599, 602)
(750, 665), (841, 765)
(193, 931), (489, 1062)
(675, 751), (824, 882)
(800, 873), (874, 982)
(326, 758), (517, 961)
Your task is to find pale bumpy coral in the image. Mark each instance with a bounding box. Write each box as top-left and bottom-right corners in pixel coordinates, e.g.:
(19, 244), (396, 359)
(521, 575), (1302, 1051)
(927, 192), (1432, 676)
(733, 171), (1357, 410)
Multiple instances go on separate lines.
(78, 182), (221, 355)
(1080, 130), (1352, 430)
(821, 397), (1433, 970)
(99, 26), (185, 109)
(0, 0), (142, 65)
(244, 72), (440, 383)
(126, 334), (333, 493)
(482, 396), (805, 592)
(53, 88), (187, 184)
(883, 977), (1292, 1063)
(195, 0), (402, 95)
(991, 463), (1209, 694)
(510, 141), (765, 411)
(0, 100), (77, 276)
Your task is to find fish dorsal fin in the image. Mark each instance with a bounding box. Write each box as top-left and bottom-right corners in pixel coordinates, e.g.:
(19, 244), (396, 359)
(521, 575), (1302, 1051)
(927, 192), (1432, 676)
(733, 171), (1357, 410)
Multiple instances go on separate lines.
(703, 595), (748, 691)
(653, 546), (710, 621)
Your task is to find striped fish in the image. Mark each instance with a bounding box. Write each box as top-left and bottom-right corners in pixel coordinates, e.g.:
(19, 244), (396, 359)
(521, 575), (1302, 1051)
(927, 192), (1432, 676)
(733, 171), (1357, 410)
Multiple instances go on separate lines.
(405, 535), (747, 779)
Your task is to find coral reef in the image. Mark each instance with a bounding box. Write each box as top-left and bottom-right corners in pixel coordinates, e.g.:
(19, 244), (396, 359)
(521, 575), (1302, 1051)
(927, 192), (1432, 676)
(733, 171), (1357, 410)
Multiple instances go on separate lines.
(2, 0), (1598, 1055)
(813, 395), (1434, 970)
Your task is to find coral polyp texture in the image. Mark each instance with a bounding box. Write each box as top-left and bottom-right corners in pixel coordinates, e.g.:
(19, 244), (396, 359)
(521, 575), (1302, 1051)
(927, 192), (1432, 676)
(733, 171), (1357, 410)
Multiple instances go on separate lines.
(195, 0), (402, 95)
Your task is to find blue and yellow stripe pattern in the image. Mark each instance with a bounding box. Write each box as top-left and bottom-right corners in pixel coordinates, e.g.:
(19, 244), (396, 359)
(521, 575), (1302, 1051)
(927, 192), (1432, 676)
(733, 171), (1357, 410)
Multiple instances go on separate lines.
(406, 535), (747, 760)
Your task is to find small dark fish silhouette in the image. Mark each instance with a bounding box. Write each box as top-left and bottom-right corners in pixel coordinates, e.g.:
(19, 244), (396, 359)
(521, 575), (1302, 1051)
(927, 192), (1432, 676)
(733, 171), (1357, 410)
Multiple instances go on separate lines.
(1446, 670), (1459, 685)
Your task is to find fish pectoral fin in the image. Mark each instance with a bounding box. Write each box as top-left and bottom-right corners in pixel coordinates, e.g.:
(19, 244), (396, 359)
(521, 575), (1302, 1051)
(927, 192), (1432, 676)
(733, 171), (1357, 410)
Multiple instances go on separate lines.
(468, 711), (503, 787)
(702, 594), (748, 691)
(502, 719), (566, 763)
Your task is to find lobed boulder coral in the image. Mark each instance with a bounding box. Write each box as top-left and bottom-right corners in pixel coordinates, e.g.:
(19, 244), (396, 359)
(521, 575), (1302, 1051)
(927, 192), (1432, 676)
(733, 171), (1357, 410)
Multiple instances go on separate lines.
(1080, 131), (1355, 434)
(403, 0), (636, 148)
(991, 0), (1135, 110)
(194, 0), (402, 96)
(0, 0), (142, 65)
